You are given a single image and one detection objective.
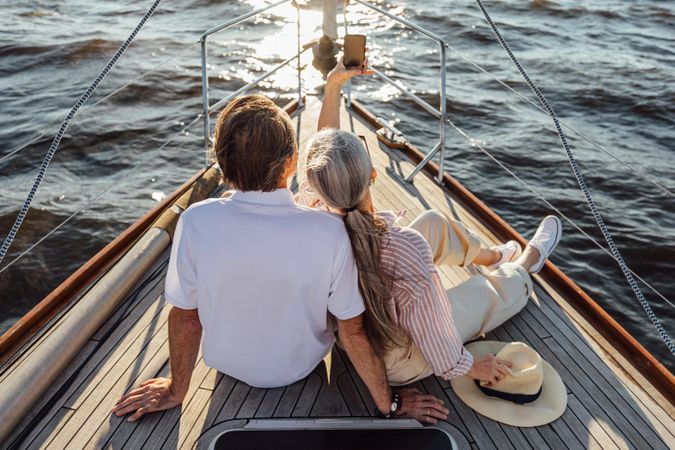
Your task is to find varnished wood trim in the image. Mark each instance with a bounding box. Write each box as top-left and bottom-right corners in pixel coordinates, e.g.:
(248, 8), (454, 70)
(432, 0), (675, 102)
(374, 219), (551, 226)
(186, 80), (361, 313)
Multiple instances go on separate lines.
(349, 98), (675, 406)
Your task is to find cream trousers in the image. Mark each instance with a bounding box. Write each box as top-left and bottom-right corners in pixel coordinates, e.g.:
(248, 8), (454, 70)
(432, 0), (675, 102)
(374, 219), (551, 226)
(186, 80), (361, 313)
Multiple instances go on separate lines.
(384, 210), (533, 385)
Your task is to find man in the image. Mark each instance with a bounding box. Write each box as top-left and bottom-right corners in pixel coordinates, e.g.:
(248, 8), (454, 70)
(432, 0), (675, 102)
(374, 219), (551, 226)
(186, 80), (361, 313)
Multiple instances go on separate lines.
(113, 95), (448, 423)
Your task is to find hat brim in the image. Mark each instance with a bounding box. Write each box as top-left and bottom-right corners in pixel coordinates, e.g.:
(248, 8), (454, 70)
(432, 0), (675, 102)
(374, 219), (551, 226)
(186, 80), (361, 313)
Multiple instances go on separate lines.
(450, 341), (568, 427)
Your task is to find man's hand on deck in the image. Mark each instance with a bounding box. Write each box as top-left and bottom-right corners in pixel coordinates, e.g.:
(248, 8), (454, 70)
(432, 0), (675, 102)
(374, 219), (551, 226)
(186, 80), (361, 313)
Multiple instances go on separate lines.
(112, 377), (183, 421)
(396, 388), (449, 424)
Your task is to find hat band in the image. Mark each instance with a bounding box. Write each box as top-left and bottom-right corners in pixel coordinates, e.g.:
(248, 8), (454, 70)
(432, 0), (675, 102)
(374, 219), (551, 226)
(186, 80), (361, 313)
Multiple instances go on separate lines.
(474, 380), (543, 405)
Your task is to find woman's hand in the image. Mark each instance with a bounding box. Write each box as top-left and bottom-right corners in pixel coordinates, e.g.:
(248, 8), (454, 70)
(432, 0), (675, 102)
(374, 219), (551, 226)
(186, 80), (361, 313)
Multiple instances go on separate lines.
(326, 56), (374, 89)
(319, 56), (373, 129)
(112, 377), (184, 422)
(395, 388), (449, 424)
(467, 354), (512, 386)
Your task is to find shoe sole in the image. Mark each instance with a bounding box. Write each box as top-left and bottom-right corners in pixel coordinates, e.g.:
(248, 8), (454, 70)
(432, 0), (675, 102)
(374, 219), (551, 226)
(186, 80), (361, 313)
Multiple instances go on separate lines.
(530, 216), (562, 274)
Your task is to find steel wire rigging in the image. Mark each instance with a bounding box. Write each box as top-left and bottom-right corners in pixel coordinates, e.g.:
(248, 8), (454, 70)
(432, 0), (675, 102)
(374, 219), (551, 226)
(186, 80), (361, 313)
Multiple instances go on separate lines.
(0, 0), (164, 267)
(473, 0), (674, 356)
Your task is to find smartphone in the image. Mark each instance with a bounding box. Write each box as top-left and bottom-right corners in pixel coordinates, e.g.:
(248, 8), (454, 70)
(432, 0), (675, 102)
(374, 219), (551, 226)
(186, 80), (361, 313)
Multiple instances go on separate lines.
(344, 34), (366, 69)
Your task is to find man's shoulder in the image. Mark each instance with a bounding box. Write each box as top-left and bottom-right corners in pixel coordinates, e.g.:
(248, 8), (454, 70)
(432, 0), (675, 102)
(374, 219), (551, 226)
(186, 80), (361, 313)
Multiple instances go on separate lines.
(294, 205), (345, 226)
(181, 197), (345, 232)
(181, 197), (227, 221)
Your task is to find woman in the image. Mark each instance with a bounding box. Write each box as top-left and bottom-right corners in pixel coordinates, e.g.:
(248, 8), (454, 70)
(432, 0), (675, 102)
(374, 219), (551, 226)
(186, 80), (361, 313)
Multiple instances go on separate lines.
(298, 60), (562, 395)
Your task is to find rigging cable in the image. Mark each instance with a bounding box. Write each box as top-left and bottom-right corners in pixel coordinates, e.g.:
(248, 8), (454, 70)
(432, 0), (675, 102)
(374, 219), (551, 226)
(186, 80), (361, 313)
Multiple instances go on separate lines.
(0, 0), (163, 267)
(474, 0), (674, 356)
(0, 114), (201, 276)
(443, 42), (674, 198)
(444, 115), (675, 311)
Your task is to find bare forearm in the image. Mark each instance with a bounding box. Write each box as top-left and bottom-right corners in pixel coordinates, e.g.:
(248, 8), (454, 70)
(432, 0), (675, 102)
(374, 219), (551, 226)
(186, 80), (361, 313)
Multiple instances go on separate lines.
(342, 331), (392, 414)
(168, 307), (202, 397)
(318, 83), (342, 130)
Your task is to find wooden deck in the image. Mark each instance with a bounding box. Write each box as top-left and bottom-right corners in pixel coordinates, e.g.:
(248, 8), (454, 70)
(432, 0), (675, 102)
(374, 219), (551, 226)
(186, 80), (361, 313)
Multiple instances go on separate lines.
(3, 96), (674, 450)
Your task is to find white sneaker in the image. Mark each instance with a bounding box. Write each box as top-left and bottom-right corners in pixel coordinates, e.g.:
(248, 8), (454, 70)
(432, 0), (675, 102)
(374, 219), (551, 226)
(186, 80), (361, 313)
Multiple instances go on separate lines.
(487, 240), (523, 272)
(528, 215), (563, 274)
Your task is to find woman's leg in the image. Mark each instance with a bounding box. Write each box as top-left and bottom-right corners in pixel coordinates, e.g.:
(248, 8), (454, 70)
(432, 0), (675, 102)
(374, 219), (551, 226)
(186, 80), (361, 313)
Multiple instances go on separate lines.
(408, 210), (486, 267)
(447, 263), (533, 342)
(383, 341), (434, 386)
(383, 263), (533, 383)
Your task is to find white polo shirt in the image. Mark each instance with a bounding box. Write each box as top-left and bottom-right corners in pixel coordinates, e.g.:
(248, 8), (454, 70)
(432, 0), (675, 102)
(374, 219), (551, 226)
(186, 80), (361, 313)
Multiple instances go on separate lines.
(165, 189), (365, 388)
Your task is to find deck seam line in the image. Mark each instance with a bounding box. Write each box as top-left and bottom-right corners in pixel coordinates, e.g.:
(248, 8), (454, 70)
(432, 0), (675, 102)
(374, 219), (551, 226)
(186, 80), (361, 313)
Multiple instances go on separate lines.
(122, 355), (171, 449)
(439, 386), (484, 446)
(78, 334), (170, 450)
(269, 386), (289, 418)
(32, 281), (169, 450)
(183, 376), (242, 449)
(153, 356), (210, 449)
(334, 371), (366, 417)
(250, 389), (268, 419)
(535, 314), (667, 445)
(288, 378), (309, 417)
(63, 273), (168, 408)
(565, 393), (614, 450)
(305, 373), (326, 417)
(497, 323), (570, 449)
(334, 350), (375, 416)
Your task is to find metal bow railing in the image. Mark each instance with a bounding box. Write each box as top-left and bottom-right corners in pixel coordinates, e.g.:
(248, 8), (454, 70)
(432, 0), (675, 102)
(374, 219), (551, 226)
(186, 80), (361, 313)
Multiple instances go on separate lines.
(199, 0), (305, 165)
(199, 0), (449, 182)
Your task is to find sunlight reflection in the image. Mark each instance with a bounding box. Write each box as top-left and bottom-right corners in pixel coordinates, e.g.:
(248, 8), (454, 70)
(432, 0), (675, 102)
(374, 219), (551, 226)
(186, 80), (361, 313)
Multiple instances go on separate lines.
(208, 1), (328, 93)
(204, 0), (429, 107)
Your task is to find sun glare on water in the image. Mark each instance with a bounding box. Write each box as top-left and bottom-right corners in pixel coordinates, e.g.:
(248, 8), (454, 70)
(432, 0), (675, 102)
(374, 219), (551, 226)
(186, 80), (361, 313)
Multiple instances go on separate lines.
(208, 0), (328, 96)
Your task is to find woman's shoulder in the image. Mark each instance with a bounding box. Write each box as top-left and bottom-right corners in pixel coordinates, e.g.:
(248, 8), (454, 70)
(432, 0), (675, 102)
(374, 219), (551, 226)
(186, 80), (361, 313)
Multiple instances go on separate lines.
(381, 225), (435, 287)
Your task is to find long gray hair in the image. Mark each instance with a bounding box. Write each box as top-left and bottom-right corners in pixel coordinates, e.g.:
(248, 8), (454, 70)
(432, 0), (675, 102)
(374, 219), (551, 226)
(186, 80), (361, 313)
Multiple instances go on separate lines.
(305, 129), (404, 357)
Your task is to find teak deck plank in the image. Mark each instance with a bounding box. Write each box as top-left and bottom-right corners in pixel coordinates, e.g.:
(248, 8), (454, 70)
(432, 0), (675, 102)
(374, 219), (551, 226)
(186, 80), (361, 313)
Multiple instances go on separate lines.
(527, 292), (675, 443)
(49, 325), (170, 449)
(6, 96), (674, 450)
(523, 302), (675, 444)
(4, 266), (169, 449)
(494, 319), (638, 449)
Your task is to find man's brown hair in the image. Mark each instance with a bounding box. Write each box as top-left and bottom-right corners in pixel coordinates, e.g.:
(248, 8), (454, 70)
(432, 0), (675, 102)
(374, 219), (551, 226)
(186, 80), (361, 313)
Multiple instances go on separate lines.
(213, 94), (297, 192)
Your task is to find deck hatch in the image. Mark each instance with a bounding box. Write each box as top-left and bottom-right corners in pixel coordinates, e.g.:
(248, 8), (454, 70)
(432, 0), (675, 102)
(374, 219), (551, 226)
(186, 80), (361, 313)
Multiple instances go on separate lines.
(211, 428), (456, 450)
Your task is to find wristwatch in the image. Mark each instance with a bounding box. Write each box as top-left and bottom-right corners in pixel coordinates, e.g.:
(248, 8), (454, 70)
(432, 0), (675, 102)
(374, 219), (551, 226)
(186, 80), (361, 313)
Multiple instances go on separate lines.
(379, 392), (402, 419)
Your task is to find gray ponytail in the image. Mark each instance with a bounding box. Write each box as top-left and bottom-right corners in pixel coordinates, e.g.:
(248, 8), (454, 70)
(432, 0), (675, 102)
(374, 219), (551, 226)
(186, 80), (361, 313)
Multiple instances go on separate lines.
(305, 129), (405, 356)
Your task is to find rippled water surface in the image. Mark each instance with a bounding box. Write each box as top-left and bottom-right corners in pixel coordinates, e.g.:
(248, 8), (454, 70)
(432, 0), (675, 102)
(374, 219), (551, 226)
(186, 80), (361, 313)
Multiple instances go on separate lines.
(1, 0), (673, 369)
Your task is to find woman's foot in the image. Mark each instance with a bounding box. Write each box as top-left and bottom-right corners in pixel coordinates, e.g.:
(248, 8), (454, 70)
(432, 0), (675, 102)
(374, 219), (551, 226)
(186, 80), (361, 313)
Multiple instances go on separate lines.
(486, 240), (523, 272)
(517, 216), (563, 273)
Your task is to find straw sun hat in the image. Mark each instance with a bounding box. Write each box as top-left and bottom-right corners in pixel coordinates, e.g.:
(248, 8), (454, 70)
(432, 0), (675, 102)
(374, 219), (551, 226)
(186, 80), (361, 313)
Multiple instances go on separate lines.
(451, 341), (567, 427)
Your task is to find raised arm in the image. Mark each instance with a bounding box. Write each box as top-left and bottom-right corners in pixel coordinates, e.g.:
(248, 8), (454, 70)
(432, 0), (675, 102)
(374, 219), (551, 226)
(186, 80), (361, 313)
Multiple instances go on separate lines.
(318, 58), (373, 130)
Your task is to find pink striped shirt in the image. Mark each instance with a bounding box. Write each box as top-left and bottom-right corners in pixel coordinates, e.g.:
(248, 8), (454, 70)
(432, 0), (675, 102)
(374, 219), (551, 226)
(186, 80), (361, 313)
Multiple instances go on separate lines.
(295, 183), (473, 379)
